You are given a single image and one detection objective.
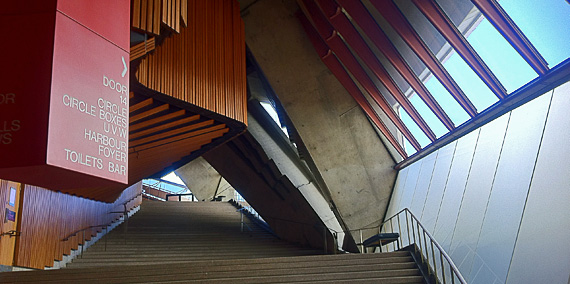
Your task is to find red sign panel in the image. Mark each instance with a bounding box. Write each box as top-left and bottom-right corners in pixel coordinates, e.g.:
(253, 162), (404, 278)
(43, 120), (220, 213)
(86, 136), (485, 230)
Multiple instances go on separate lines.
(47, 12), (129, 184)
(56, 0), (130, 51)
(0, 1), (129, 188)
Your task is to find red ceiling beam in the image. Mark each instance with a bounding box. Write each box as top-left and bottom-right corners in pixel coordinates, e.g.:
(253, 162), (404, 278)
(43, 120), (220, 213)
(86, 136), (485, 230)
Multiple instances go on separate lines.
(369, 0), (478, 117)
(413, 0), (507, 100)
(298, 2), (421, 150)
(298, 11), (407, 158)
(471, 0), (548, 75)
(334, 0), (455, 132)
(315, 0), (438, 141)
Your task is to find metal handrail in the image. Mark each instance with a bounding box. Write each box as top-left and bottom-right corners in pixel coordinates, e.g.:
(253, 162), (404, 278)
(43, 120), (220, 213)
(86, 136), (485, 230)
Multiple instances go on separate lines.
(59, 192), (142, 258)
(237, 208), (254, 232)
(375, 208), (467, 284)
(230, 199), (338, 254)
(143, 179), (189, 194)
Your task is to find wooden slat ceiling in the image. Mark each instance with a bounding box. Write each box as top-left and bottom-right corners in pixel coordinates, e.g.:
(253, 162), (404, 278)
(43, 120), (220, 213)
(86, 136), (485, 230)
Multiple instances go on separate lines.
(52, 0), (245, 203)
(57, 92), (232, 203)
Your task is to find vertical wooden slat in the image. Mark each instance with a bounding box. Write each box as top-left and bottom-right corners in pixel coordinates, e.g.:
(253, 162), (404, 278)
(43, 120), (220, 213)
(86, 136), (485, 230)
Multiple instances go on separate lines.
(175, 0), (180, 32)
(132, 0), (141, 29)
(181, 0), (187, 27)
(162, 0), (168, 25)
(154, 0), (161, 35)
(140, 0), (148, 32)
(135, 0), (246, 124)
(12, 181), (142, 269)
(146, 0), (154, 34)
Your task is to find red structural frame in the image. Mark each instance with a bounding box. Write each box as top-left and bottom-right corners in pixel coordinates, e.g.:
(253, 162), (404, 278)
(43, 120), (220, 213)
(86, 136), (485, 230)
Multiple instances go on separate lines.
(471, 0), (548, 75)
(412, 0), (507, 100)
(333, 0), (455, 132)
(298, 11), (408, 157)
(297, 0), (564, 164)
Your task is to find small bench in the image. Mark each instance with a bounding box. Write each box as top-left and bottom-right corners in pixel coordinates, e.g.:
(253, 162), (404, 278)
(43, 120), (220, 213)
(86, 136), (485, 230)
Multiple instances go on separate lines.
(359, 232), (400, 253)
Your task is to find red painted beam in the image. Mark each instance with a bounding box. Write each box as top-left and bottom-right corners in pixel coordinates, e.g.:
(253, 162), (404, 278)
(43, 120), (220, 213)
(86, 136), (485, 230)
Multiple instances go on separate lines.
(315, 0), (437, 141)
(471, 0), (548, 75)
(297, 5), (421, 150)
(368, 0), (478, 117)
(298, 11), (408, 158)
(413, 0), (507, 99)
(334, 0), (455, 131)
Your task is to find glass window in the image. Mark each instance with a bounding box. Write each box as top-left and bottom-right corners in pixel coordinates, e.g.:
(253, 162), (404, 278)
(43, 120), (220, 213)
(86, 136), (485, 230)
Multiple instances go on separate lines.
(399, 107), (431, 149)
(424, 76), (471, 126)
(466, 19), (537, 93)
(499, 0), (570, 68)
(443, 51), (499, 112)
(260, 101), (289, 138)
(409, 93), (448, 138)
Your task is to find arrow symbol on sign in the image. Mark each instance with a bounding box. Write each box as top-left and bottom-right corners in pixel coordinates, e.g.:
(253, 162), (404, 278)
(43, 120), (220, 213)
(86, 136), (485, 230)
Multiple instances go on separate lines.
(121, 56), (128, 78)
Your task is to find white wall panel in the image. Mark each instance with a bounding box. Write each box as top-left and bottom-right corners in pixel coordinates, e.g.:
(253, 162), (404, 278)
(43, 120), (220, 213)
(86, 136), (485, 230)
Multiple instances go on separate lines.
(398, 161), (423, 212)
(471, 93), (551, 284)
(433, 130), (479, 251)
(409, 152), (437, 216)
(420, 141), (457, 232)
(385, 167), (409, 219)
(449, 114), (509, 278)
(384, 82), (570, 284)
(507, 85), (570, 284)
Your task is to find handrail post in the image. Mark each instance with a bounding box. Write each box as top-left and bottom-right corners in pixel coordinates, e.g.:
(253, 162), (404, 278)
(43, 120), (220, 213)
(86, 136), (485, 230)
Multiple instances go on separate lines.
(359, 229), (364, 253)
(431, 240), (437, 278)
(123, 204), (128, 245)
(104, 226), (108, 252)
(240, 211), (244, 232)
(396, 214), (402, 250)
(323, 226), (327, 254)
(440, 250), (447, 284)
(81, 230), (85, 258)
(405, 210), (411, 248)
(333, 232), (338, 254)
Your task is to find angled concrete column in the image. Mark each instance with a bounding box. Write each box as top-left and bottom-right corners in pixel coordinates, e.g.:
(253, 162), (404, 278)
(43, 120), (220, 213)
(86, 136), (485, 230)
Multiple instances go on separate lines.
(175, 157), (234, 202)
(241, 0), (397, 241)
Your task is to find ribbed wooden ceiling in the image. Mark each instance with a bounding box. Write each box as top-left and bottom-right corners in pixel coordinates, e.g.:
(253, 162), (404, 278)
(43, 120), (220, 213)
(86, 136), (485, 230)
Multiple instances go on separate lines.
(54, 0), (246, 202)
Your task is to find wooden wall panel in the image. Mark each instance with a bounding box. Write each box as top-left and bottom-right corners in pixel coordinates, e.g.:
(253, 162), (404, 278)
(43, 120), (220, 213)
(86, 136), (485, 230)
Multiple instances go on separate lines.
(137, 0), (247, 125)
(132, 0), (187, 35)
(12, 181), (142, 269)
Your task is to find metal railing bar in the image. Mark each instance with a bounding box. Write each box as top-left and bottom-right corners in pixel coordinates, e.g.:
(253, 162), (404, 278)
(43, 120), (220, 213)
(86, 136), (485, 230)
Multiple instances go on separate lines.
(61, 193), (142, 242)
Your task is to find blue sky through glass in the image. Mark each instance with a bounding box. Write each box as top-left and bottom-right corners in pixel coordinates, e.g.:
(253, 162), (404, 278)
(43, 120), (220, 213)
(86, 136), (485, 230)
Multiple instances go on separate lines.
(499, 0), (570, 68)
(401, 0), (570, 155)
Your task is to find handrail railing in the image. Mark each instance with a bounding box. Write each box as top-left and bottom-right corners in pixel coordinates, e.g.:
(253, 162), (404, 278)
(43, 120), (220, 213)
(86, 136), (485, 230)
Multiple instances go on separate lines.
(377, 208), (467, 284)
(229, 199), (338, 254)
(59, 192), (142, 258)
(228, 200), (464, 284)
(260, 206), (466, 284)
(236, 207), (254, 232)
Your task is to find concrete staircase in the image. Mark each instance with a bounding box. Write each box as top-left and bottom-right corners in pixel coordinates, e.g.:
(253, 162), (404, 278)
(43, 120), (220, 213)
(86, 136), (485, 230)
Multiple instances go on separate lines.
(0, 200), (426, 283)
(67, 200), (321, 268)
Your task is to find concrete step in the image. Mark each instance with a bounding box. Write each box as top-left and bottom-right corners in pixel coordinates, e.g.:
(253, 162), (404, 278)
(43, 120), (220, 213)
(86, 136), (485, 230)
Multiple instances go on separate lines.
(2, 253), (416, 280)
(0, 201), (426, 283)
(67, 255), (414, 269)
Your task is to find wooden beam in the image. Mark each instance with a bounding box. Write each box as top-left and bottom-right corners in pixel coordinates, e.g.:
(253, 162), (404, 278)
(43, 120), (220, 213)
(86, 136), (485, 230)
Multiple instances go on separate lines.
(129, 98), (153, 113)
(130, 109), (185, 132)
(129, 104), (169, 124)
(130, 120), (215, 147)
(130, 114), (200, 139)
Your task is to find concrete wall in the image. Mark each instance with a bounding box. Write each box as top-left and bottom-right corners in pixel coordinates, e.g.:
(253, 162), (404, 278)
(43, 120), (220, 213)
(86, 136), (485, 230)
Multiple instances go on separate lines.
(386, 81), (570, 284)
(247, 105), (345, 249)
(242, 0), (397, 240)
(175, 157), (234, 202)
